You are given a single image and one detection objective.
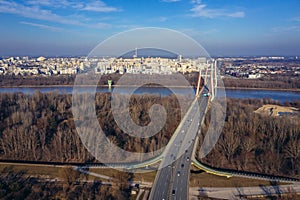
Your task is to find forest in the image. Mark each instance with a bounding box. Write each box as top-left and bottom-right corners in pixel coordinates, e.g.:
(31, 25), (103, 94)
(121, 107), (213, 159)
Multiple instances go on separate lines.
(0, 73), (200, 88)
(223, 75), (300, 89)
(0, 167), (131, 199)
(0, 92), (186, 162)
(0, 91), (299, 179)
(198, 98), (300, 178)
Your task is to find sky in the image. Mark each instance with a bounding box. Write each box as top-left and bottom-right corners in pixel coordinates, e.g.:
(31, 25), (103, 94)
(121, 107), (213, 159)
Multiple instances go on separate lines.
(0, 0), (300, 57)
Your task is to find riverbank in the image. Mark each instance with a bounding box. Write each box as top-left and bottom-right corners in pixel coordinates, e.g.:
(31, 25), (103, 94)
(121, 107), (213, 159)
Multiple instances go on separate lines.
(221, 87), (300, 92)
(0, 85), (194, 88)
(1, 85), (300, 92)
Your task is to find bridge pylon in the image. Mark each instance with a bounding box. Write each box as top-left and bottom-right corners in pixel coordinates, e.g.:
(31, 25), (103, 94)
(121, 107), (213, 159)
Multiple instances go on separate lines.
(196, 60), (217, 100)
(195, 67), (202, 97)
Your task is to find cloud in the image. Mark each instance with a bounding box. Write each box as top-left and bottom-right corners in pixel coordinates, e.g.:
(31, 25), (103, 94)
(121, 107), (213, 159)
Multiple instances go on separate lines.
(180, 28), (218, 37)
(26, 0), (53, 6)
(190, 0), (201, 4)
(150, 17), (168, 22)
(0, 0), (84, 25)
(227, 11), (245, 18)
(272, 26), (300, 33)
(292, 16), (300, 22)
(190, 1), (245, 18)
(0, 0), (121, 29)
(20, 21), (64, 31)
(25, 0), (120, 12)
(158, 17), (167, 22)
(80, 1), (120, 12)
(26, 0), (82, 10)
(161, 0), (181, 2)
(92, 22), (112, 29)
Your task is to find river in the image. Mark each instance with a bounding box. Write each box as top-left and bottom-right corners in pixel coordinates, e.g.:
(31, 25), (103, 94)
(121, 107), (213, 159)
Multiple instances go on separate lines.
(0, 86), (299, 103)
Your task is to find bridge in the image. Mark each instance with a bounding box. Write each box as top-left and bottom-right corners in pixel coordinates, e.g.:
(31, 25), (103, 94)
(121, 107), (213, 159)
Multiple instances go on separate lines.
(148, 59), (217, 200)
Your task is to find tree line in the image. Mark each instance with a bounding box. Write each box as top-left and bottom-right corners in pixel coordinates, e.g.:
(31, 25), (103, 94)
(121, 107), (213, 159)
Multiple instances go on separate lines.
(2, 72), (299, 90)
(0, 73), (200, 87)
(223, 75), (300, 89)
(0, 167), (130, 199)
(198, 98), (300, 178)
(0, 92), (188, 162)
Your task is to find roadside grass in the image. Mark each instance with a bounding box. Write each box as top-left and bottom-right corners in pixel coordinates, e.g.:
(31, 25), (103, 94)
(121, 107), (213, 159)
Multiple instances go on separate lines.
(2, 163), (290, 189)
(0, 163), (61, 178)
(190, 167), (287, 188)
(0, 164), (115, 182)
(0, 163), (156, 183)
(132, 171), (157, 183)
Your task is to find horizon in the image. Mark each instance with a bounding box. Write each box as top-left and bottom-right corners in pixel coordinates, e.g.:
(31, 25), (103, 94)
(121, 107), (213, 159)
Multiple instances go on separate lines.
(1, 54), (300, 58)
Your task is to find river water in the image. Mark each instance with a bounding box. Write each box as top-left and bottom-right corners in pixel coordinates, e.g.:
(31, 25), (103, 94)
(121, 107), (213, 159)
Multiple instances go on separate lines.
(0, 86), (299, 103)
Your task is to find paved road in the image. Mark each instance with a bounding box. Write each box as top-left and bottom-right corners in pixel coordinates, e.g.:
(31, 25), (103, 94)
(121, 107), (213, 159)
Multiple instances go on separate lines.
(142, 190), (150, 200)
(170, 94), (208, 200)
(190, 184), (300, 199)
(136, 189), (144, 200)
(149, 87), (209, 200)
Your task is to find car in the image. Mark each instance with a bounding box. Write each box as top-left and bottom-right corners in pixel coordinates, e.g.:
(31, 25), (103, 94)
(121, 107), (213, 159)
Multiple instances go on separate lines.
(172, 189), (176, 195)
(203, 93), (210, 97)
(186, 156), (190, 161)
(177, 171), (180, 176)
(181, 164), (184, 168)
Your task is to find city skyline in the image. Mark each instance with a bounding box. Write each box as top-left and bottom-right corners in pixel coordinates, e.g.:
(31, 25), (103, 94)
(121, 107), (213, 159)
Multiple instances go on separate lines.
(0, 0), (300, 56)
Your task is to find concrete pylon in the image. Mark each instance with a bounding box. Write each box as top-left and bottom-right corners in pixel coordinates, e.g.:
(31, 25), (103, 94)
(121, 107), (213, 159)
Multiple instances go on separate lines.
(214, 60), (217, 98)
(195, 68), (202, 97)
(204, 64), (209, 84)
(210, 62), (215, 100)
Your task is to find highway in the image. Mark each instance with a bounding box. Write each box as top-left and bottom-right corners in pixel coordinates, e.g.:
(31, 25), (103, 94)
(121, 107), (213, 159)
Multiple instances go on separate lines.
(170, 93), (208, 200)
(149, 86), (209, 200)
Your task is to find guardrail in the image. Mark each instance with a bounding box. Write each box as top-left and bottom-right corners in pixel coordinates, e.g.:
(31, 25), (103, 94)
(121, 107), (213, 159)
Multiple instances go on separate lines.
(192, 157), (300, 183)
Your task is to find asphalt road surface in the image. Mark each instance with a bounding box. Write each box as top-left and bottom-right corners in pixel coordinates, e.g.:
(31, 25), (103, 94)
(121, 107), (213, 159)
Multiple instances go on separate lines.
(149, 88), (209, 200)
